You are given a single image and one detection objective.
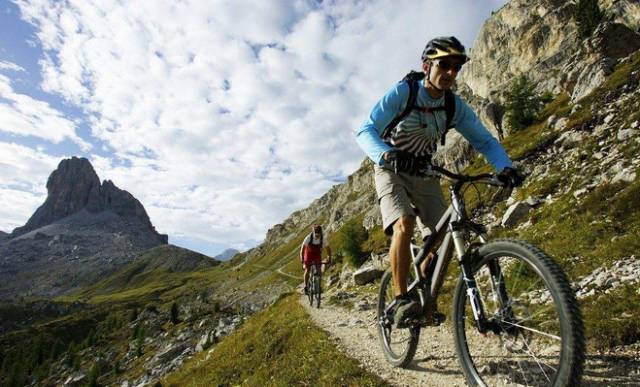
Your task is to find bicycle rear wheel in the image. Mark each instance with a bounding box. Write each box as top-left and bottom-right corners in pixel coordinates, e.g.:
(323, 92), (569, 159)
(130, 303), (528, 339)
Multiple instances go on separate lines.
(314, 272), (321, 308)
(377, 269), (420, 368)
(452, 238), (584, 386)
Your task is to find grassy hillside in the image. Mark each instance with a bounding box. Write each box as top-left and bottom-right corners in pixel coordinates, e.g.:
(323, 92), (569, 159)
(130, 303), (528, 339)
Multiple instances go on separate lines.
(163, 294), (389, 387)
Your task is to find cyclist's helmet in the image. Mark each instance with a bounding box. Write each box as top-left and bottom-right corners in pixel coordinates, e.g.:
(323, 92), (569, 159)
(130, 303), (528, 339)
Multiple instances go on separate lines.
(421, 36), (469, 63)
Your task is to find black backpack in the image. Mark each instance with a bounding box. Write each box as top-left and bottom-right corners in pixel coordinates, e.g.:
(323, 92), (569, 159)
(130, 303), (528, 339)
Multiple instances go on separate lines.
(381, 71), (456, 147)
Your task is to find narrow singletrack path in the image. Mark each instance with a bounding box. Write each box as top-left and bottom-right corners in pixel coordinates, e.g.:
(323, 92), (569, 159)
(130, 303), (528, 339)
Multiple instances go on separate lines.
(301, 295), (467, 386)
(301, 295), (640, 386)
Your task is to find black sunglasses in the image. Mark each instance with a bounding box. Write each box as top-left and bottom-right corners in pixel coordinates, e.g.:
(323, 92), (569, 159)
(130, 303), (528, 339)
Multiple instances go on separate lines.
(436, 60), (463, 72)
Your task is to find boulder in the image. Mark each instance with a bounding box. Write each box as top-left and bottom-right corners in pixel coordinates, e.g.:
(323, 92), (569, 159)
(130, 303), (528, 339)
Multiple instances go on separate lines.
(501, 202), (532, 228)
(353, 264), (384, 285)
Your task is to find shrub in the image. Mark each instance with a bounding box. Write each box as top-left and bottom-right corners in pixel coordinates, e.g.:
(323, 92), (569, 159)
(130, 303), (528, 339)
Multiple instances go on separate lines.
(335, 218), (368, 268)
(575, 0), (604, 38)
(360, 226), (388, 255)
(504, 74), (541, 131)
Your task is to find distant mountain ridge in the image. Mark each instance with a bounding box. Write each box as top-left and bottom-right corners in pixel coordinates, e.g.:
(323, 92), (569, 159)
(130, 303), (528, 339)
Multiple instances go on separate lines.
(214, 248), (240, 261)
(0, 157), (169, 299)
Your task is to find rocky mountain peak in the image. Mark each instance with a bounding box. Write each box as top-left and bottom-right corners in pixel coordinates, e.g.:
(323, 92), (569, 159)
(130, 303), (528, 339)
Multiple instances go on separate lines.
(11, 157), (101, 236)
(214, 248), (240, 261)
(1, 156), (169, 298)
(11, 157), (157, 237)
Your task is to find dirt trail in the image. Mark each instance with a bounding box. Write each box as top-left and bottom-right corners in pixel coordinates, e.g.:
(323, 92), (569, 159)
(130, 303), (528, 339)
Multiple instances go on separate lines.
(301, 295), (640, 386)
(302, 295), (467, 386)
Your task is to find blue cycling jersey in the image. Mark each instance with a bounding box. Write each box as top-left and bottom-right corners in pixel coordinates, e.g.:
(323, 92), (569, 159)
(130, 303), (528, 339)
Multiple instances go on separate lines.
(355, 81), (512, 171)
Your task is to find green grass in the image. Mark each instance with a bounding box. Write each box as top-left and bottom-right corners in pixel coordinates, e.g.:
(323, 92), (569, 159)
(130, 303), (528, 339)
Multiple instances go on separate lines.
(582, 284), (640, 350)
(163, 294), (390, 387)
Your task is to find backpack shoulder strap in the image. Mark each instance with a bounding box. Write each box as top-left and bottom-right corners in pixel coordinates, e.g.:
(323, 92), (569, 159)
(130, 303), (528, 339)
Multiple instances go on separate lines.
(381, 74), (422, 140)
(440, 90), (456, 145)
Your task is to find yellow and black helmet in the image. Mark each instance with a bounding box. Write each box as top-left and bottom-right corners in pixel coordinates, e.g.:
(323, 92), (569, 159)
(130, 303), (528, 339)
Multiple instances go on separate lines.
(421, 36), (469, 62)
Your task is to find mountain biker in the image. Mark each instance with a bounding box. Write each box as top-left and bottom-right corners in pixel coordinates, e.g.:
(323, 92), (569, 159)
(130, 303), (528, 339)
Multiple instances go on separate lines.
(354, 36), (523, 328)
(300, 224), (333, 294)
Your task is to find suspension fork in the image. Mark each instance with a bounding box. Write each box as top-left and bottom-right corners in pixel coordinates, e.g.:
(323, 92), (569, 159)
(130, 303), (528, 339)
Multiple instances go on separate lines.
(488, 260), (516, 325)
(458, 252), (492, 333)
(450, 189), (492, 333)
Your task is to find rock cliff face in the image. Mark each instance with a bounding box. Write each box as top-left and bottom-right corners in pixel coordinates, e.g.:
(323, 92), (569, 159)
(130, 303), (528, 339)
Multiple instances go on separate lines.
(0, 157), (168, 298)
(12, 157), (158, 238)
(458, 0), (640, 102)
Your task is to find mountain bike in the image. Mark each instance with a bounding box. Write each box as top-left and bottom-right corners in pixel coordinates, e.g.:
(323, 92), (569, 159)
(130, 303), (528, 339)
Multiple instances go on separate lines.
(308, 261), (330, 308)
(376, 164), (585, 386)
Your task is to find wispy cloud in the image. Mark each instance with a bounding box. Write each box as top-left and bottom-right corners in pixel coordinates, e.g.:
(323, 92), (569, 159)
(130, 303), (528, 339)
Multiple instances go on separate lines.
(0, 61), (25, 72)
(0, 74), (91, 150)
(4, 0), (508, 251)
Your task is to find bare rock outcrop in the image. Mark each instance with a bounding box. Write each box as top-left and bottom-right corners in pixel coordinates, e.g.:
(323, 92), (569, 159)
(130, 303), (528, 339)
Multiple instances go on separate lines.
(11, 157), (162, 240)
(0, 157), (169, 299)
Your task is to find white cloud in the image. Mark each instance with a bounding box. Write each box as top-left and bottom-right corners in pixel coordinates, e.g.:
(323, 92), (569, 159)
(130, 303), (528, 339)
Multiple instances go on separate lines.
(0, 61), (25, 72)
(0, 74), (91, 150)
(10, 0), (508, 251)
(0, 143), (62, 232)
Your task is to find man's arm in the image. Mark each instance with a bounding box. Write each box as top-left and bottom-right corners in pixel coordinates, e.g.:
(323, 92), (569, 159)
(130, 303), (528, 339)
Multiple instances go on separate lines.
(355, 82), (409, 165)
(324, 246), (333, 264)
(300, 235), (310, 263)
(452, 96), (513, 171)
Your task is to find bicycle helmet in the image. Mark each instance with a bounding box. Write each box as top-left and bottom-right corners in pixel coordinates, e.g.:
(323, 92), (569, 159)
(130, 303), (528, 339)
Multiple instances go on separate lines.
(421, 36), (469, 62)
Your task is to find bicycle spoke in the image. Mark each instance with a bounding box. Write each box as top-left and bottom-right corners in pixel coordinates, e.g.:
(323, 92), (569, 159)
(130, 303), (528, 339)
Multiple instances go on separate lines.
(459, 253), (568, 386)
(521, 334), (554, 382)
(500, 320), (562, 341)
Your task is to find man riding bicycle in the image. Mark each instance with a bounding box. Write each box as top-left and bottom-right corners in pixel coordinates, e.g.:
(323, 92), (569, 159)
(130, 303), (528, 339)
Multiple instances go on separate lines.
(300, 224), (333, 294)
(355, 36), (523, 327)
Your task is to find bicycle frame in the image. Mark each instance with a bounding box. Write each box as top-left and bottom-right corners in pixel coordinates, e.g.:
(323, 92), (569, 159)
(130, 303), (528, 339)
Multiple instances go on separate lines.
(384, 179), (508, 333)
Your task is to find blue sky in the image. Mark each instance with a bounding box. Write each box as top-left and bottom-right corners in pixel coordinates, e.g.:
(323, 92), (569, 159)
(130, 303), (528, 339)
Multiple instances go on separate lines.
(0, 0), (508, 257)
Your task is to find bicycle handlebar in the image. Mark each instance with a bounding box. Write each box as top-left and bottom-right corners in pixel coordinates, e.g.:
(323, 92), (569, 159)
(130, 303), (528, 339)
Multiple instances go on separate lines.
(419, 164), (506, 187)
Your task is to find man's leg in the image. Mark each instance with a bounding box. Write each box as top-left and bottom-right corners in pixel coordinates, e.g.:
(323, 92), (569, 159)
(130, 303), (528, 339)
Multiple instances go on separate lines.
(303, 266), (309, 292)
(390, 215), (415, 297)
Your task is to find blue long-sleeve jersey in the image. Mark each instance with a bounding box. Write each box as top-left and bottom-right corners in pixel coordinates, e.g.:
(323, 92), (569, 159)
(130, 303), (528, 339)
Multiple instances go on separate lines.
(355, 81), (512, 171)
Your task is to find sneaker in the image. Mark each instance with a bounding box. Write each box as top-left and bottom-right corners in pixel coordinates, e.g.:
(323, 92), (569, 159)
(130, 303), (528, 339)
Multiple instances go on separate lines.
(421, 309), (447, 327)
(393, 298), (421, 329)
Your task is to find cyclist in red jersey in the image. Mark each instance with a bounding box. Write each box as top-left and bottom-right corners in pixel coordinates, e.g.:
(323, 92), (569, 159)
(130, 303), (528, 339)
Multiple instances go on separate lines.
(300, 224), (332, 294)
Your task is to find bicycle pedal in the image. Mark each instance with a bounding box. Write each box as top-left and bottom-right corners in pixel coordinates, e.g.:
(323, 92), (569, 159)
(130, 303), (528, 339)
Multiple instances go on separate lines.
(419, 313), (446, 327)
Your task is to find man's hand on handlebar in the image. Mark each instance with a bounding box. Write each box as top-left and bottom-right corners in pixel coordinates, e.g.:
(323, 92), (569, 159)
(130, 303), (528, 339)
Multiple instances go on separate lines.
(497, 167), (525, 188)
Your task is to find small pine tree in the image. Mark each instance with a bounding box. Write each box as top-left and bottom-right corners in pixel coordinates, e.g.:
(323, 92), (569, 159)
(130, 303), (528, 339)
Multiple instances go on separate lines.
(170, 302), (180, 324)
(335, 218), (368, 267)
(504, 74), (541, 131)
(575, 0), (604, 38)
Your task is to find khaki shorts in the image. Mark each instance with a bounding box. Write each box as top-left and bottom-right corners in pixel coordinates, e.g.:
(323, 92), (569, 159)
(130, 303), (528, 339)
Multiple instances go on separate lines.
(374, 164), (448, 238)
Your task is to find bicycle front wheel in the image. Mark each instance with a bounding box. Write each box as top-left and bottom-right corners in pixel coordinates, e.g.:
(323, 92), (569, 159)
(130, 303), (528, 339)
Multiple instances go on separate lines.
(308, 267), (315, 306)
(452, 238), (584, 386)
(377, 270), (420, 368)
